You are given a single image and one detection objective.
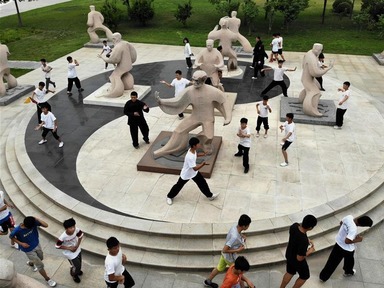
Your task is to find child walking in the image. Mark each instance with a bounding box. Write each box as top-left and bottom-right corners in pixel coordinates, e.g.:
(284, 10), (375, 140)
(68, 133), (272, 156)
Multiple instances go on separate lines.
(334, 81), (350, 129)
(40, 58), (56, 89)
(279, 113), (295, 167)
(220, 256), (255, 288)
(30, 81), (54, 124)
(234, 118), (251, 174)
(35, 105), (64, 148)
(255, 95), (272, 138)
(55, 218), (84, 283)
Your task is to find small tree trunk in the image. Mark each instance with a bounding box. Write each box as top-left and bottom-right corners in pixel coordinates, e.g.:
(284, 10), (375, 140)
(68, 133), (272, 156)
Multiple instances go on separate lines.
(350, 0), (355, 19)
(321, 0), (327, 24)
(14, 0), (23, 27)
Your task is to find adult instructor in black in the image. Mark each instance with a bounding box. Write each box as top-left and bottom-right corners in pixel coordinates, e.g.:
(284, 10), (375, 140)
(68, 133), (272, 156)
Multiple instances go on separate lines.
(123, 91), (150, 148)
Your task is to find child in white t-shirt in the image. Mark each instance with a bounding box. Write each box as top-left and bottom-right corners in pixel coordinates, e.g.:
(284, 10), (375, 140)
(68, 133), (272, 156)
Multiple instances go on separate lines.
(55, 218), (84, 283)
(100, 40), (112, 69)
(234, 118), (251, 173)
(279, 113), (295, 167)
(256, 95), (272, 138)
(34, 106), (64, 148)
(104, 237), (135, 288)
(334, 81), (351, 129)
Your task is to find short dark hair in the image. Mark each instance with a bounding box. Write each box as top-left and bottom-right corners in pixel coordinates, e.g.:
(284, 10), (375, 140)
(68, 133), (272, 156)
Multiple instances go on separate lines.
(343, 81), (350, 87)
(217, 45), (222, 52)
(103, 40), (107, 44)
(262, 95), (269, 101)
(131, 91), (138, 97)
(67, 56), (72, 62)
(189, 137), (199, 147)
(318, 53), (325, 59)
(240, 118), (248, 124)
(24, 216), (36, 229)
(40, 58), (46, 63)
(238, 214), (251, 227)
(106, 237), (119, 249)
(175, 70), (182, 75)
(183, 37), (189, 43)
(356, 216), (373, 227)
(278, 60), (284, 64)
(63, 218), (76, 229)
(302, 214), (317, 229)
(234, 256), (250, 271)
(38, 81), (45, 87)
(286, 113), (294, 120)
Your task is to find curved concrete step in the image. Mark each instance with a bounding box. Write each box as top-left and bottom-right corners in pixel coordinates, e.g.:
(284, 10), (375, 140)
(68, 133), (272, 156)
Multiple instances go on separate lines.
(2, 105), (384, 270)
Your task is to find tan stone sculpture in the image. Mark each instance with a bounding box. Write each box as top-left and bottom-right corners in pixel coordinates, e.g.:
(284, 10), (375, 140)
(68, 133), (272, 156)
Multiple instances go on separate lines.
(154, 71), (232, 158)
(98, 33), (137, 98)
(0, 259), (45, 288)
(0, 43), (17, 97)
(227, 11), (252, 53)
(87, 5), (113, 44)
(193, 39), (224, 89)
(299, 43), (334, 116)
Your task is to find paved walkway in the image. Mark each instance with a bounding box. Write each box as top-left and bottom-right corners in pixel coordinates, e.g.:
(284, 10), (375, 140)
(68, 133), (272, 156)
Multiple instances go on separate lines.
(0, 42), (383, 287)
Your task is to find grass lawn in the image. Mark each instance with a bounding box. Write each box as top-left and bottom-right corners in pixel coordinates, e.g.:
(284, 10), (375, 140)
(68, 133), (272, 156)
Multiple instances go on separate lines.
(10, 68), (34, 78)
(1, 0), (382, 64)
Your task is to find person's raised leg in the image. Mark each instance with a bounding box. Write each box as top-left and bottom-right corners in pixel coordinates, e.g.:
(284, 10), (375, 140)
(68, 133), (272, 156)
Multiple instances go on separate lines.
(279, 81), (288, 97)
(319, 244), (344, 281)
(167, 177), (188, 199)
(262, 81), (278, 95)
(192, 172), (213, 198)
(292, 278), (306, 288)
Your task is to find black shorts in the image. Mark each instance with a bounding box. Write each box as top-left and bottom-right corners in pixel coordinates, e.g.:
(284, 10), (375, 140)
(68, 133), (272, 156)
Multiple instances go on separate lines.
(282, 140), (292, 151)
(278, 49), (283, 55)
(0, 214), (15, 233)
(286, 260), (310, 280)
(272, 50), (279, 55)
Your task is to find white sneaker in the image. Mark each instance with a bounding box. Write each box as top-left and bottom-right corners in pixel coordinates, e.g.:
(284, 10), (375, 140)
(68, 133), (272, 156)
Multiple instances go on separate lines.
(166, 197), (173, 205)
(343, 269), (356, 277)
(27, 261), (38, 272)
(59, 142), (64, 148)
(264, 134), (268, 138)
(11, 243), (19, 249)
(38, 139), (47, 145)
(47, 279), (57, 287)
(333, 125), (342, 129)
(252, 76), (257, 79)
(256, 133), (260, 137)
(280, 162), (288, 167)
(209, 192), (219, 201)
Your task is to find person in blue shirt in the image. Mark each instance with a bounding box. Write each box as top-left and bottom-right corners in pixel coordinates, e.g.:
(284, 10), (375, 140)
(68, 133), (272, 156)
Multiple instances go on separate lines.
(10, 216), (57, 287)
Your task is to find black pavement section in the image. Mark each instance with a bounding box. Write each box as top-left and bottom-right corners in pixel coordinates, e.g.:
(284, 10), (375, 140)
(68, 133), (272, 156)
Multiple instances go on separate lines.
(24, 60), (290, 218)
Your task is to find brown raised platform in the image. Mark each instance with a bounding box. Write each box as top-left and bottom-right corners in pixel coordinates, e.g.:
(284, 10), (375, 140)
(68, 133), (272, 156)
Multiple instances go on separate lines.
(137, 131), (222, 178)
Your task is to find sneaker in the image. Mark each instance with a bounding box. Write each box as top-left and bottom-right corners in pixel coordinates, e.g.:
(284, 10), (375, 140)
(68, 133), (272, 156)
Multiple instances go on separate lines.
(333, 125), (342, 129)
(38, 139), (47, 145)
(11, 243), (19, 249)
(53, 82), (56, 88)
(78, 271), (83, 276)
(249, 66), (254, 69)
(67, 92), (72, 97)
(78, 88), (84, 92)
(178, 116), (184, 120)
(145, 140), (150, 144)
(166, 197), (173, 205)
(203, 279), (218, 288)
(234, 152), (243, 157)
(134, 145), (139, 149)
(264, 134), (268, 138)
(280, 162), (288, 167)
(27, 261), (38, 272)
(320, 88), (325, 91)
(73, 275), (81, 283)
(244, 167), (249, 174)
(343, 269), (356, 277)
(47, 279), (57, 287)
(256, 133), (260, 137)
(59, 142), (64, 148)
(208, 192), (219, 201)
(252, 77), (257, 79)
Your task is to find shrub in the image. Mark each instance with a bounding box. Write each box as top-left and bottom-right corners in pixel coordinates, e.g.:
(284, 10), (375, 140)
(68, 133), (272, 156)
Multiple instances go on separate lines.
(334, 1), (352, 15)
(101, 0), (123, 30)
(174, 1), (193, 27)
(332, 0), (352, 11)
(128, 0), (154, 26)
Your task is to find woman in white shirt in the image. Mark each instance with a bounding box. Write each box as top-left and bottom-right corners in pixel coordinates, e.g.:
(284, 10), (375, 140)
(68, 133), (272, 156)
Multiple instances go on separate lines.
(183, 37), (193, 69)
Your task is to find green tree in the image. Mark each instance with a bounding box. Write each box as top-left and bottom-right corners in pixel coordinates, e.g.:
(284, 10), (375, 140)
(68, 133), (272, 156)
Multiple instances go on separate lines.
(101, 0), (123, 30)
(264, 0), (278, 32)
(353, 11), (371, 30)
(208, 0), (240, 16)
(376, 14), (384, 38)
(128, 0), (155, 26)
(361, 0), (384, 22)
(241, 0), (259, 35)
(174, 1), (193, 27)
(276, 0), (309, 30)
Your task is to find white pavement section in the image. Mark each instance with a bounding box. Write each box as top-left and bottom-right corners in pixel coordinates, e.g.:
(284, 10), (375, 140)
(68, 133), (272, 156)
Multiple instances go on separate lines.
(0, 0), (71, 18)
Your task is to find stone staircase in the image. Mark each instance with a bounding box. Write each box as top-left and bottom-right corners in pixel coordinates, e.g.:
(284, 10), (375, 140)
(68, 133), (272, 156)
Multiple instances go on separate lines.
(1, 105), (384, 271)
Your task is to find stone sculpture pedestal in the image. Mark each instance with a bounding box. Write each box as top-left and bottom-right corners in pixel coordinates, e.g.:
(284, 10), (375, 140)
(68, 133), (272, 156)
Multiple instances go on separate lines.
(372, 51), (384, 65)
(280, 97), (336, 126)
(83, 83), (151, 107)
(0, 85), (34, 106)
(137, 131), (222, 178)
